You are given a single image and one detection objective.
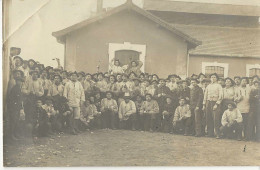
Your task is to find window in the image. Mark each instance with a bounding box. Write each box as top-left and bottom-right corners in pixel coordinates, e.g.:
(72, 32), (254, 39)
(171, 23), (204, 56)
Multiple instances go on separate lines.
(246, 64), (260, 77)
(205, 66), (225, 78)
(202, 62), (229, 78)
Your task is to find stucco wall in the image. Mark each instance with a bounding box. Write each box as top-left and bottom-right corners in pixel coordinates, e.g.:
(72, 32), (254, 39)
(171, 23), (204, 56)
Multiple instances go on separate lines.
(65, 9), (188, 78)
(188, 55), (260, 77)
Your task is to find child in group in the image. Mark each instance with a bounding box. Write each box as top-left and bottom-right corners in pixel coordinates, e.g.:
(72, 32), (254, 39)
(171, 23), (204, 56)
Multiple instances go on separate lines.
(173, 98), (192, 136)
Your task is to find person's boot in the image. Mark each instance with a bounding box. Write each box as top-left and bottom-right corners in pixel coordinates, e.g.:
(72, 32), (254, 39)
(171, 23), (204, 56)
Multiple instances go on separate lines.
(74, 119), (81, 133)
(69, 118), (77, 135)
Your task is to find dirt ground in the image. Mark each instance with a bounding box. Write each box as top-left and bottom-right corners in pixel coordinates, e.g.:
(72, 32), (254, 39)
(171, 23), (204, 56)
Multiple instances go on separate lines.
(3, 129), (260, 167)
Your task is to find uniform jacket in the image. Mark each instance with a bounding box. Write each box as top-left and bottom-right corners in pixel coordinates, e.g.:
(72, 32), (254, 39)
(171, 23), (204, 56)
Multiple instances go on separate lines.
(63, 80), (85, 107)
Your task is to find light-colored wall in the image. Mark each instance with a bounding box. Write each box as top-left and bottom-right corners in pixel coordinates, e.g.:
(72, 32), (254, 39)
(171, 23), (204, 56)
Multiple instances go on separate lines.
(188, 55), (260, 77)
(65, 9), (188, 78)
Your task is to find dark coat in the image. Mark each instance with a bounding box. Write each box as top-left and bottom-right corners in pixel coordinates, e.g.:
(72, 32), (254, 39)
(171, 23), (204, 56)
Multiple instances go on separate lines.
(190, 85), (203, 109)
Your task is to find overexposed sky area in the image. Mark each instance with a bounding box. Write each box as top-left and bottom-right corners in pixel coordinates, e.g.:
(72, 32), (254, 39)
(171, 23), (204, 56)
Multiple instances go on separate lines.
(7, 0), (260, 68)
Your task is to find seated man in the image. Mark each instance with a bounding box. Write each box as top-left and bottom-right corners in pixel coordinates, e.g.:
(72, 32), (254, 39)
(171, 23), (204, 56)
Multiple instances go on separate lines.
(140, 93), (160, 132)
(31, 99), (52, 137)
(220, 102), (243, 141)
(100, 91), (118, 129)
(118, 93), (137, 130)
(161, 96), (176, 133)
(42, 96), (61, 133)
(173, 98), (192, 136)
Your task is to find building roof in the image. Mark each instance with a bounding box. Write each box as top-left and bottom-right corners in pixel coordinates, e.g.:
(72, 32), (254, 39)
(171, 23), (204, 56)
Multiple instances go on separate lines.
(172, 24), (260, 58)
(52, 0), (201, 47)
(144, 0), (260, 17)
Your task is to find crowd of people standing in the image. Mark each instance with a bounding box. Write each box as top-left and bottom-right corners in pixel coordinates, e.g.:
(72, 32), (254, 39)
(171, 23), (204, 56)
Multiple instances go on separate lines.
(6, 55), (260, 142)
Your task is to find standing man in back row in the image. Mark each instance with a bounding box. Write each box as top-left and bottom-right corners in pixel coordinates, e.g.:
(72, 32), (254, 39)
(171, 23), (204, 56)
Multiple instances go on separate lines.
(203, 73), (223, 139)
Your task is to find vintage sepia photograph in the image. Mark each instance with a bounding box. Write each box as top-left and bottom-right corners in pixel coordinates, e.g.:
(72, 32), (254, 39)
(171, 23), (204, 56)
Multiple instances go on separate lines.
(2, 0), (260, 167)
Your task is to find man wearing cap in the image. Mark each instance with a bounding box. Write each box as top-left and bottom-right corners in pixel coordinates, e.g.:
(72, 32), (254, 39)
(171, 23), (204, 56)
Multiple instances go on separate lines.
(166, 74), (178, 92)
(40, 69), (52, 96)
(190, 78), (204, 136)
(173, 98), (192, 136)
(247, 80), (260, 141)
(202, 73), (223, 138)
(83, 73), (95, 99)
(154, 79), (171, 108)
(63, 72), (85, 134)
(48, 74), (64, 97)
(220, 102), (243, 141)
(131, 78), (141, 98)
(96, 73), (109, 98)
(222, 78), (236, 112)
(140, 93), (160, 131)
(7, 70), (25, 140)
(234, 77), (251, 139)
(118, 93), (137, 130)
(100, 91), (118, 129)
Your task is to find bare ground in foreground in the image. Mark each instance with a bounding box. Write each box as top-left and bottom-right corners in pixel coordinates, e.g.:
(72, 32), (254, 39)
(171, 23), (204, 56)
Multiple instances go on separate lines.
(3, 129), (260, 166)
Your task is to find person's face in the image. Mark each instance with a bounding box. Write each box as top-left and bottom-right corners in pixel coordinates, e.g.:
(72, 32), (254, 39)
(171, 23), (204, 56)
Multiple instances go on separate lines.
(253, 77), (258, 82)
(125, 98), (130, 103)
(117, 75), (122, 82)
(159, 80), (166, 86)
(234, 78), (240, 85)
(254, 83), (259, 89)
(179, 99), (185, 106)
(42, 71), (47, 78)
(152, 75), (158, 81)
(140, 75), (144, 80)
(152, 82), (157, 87)
(29, 61), (34, 67)
(122, 75), (127, 81)
(199, 76), (205, 82)
(54, 76), (61, 84)
(191, 80), (197, 87)
(134, 80), (139, 86)
(148, 76), (153, 80)
(129, 74), (135, 80)
(106, 93), (112, 99)
(176, 78), (181, 83)
(71, 74), (78, 81)
(166, 98), (172, 104)
(85, 100), (90, 106)
(36, 100), (42, 107)
(15, 59), (22, 66)
(146, 95), (151, 101)
(90, 97), (95, 103)
(182, 82), (188, 88)
(49, 69), (54, 73)
(86, 75), (91, 80)
(131, 61), (137, 67)
(115, 60), (120, 66)
(227, 104), (234, 111)
(95, 93), (100, 99)
(32, 73), (38, 80)
(144, 81), (149, 87)
(110, 76), (115, 83)
(23, 62), (28, 69)
(35, 67), (40, 73)
(225, 79), (232, 87)
(98, 75), (103, 81)
(241, 79), (247, 86)
(210, 75), (217, 83)
(170, 77), (175, 82)
(136, 96), (142, 102)
(78, 75), (83, 80)
(61, 73), (66, 79)
(14, 71), (22, 80)
(249, 79), (253, 85)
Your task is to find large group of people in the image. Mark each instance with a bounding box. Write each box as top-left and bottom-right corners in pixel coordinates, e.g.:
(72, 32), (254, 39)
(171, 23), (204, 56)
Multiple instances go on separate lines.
(6, 55), (260, 142)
